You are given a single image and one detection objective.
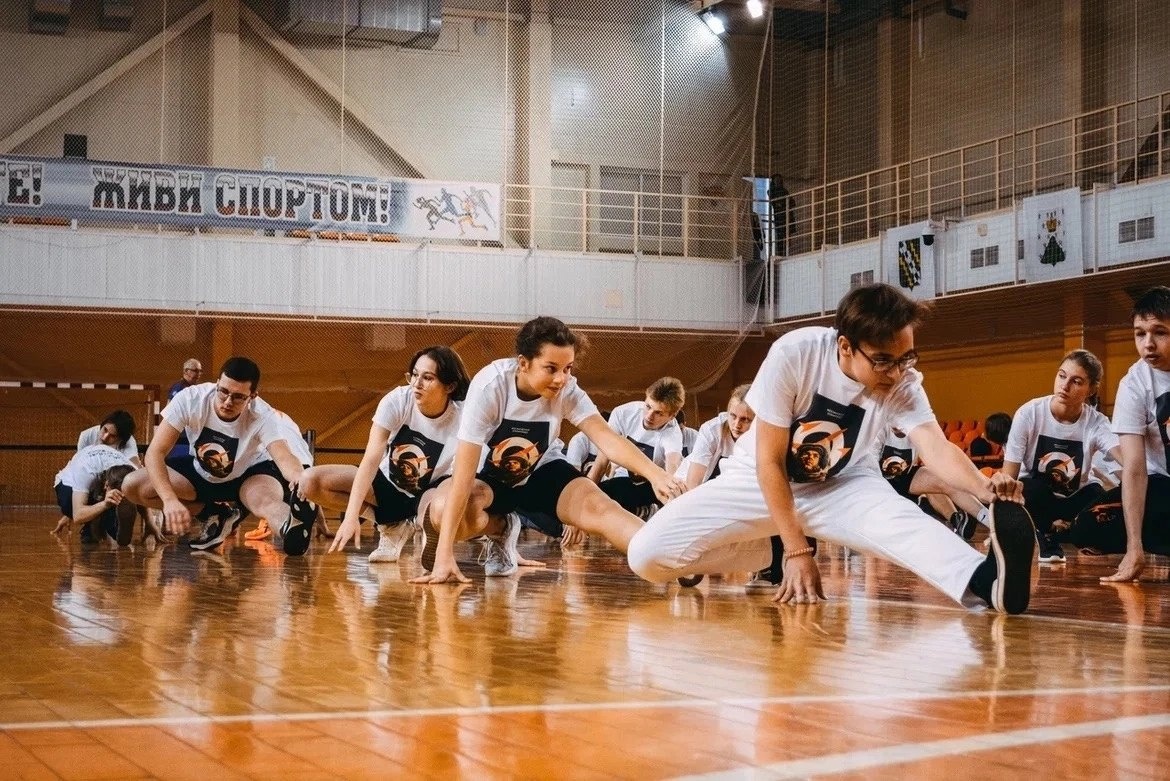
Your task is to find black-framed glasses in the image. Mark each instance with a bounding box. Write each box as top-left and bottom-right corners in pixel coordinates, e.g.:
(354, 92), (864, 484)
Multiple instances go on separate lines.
(215, 386), (251, 404)
(853, 343), (919, 373)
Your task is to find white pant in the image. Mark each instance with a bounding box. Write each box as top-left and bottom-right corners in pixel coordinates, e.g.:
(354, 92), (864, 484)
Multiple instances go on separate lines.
(626, 464), (986, 606)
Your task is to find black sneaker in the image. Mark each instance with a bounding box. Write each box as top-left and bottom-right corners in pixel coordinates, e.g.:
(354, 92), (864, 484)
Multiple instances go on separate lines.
(189, 505), (243, 551)
(951, 511), (977, 541)
(978, 501), (1036, 614)
(1037, 532), (1066, 563)
(280, 494), (318, 556)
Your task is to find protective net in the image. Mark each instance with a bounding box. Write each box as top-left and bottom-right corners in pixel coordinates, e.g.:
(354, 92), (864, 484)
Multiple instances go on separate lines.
(0, 382), (156, 506)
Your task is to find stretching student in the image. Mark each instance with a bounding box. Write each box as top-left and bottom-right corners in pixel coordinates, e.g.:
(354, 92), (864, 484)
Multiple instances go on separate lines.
(301, 346), (470, 564)
(412, 316), (687, 584)
(627, 283), (1037, 615)
(1101, 286), (1170, 582)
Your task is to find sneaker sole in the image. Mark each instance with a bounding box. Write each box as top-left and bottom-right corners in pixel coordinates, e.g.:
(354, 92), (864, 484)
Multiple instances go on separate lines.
(420, 505), (439, 573)
(989, 502), (1036, 615)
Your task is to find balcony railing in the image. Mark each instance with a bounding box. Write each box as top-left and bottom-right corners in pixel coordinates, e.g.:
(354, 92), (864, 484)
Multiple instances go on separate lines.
(781, 90), (1170, 255)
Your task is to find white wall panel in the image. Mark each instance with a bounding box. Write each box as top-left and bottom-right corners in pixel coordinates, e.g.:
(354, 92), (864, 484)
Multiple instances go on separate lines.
(775, 253), (823, 319)
(942, 211), (1017, 292)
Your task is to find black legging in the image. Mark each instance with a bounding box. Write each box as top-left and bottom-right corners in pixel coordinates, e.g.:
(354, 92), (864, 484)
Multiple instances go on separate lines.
(1067, 474), (1170, 554)
(1021, 476), (1107, 535)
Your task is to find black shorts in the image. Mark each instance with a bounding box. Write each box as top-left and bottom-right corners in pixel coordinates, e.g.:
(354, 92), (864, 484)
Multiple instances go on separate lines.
(886, 464), (921, 500)
(165, 455), (284, 505)
(479, 458), (585, 519)
(599, 476), (658, 511)
(371, 469), (421, 526)
(56, 482), (118, 537)
(55, 482), (78, 518)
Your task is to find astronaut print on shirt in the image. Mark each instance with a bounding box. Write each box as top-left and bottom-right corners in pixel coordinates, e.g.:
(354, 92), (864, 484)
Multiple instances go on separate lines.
(193, 428), (240, 479)
(483, 420), (551, 488)
(1031, 434), (1084, 497)
(386, 425), (446, 496)
(880, 444), (914, 480)
(788, 394), (865, 483)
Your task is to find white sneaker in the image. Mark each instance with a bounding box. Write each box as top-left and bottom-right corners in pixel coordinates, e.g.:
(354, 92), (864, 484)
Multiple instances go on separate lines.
(368, 522), (414, 563)
(483, 513), (521, 577)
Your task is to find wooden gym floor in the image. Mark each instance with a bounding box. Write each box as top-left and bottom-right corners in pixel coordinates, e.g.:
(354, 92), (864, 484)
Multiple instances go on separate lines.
(1, 507), (1168, 780)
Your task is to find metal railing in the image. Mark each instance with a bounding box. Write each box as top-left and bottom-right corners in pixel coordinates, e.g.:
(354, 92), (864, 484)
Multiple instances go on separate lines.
(498, 182), (756, 262)
(781, 90), (1170, 255)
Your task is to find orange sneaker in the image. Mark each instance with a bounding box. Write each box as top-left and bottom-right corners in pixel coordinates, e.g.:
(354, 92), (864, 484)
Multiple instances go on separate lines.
(244, 518), (272, 541)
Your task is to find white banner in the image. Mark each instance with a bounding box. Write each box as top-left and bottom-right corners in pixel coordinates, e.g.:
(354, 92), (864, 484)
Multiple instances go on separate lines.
(882, 221), (936, 300)
(1021, 187), (1082, 283)
(0, 154), (501, 242)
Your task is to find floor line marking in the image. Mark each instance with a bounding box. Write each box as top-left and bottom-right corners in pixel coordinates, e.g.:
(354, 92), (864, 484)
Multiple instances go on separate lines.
(3, 684), (1169, 732)
(671, 712), (1170, 780)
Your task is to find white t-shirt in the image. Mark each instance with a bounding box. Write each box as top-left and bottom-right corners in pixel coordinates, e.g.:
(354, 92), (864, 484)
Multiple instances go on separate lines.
(677, 413), (737, 484)
(732, 327), (936, 482)
(161, 383), (283, 483)
(605, 400), (683, 479)
(1112, 359), (1170, 477)
(1004, 396), (1119, 495)
(57, 444), (134, 491)
(681, 426), (699, 458)
(371, 386), (462, 497)
(458, 358), (598, 488)
(273, 411), (313, 466)
(564, 431), (598, 473)
(878, 428), (917, 481)
(77, 425), (139, 461)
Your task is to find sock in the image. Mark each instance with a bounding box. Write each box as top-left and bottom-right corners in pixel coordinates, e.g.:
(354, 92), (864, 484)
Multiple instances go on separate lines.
(977, 506), (990, 527)
(967, 553), (997, 605)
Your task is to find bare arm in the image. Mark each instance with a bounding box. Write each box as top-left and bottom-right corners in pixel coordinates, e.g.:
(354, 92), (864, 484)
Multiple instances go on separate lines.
(685, 461), (708, 490)
(144, 422), (189, 533)
(579, 415), (686, 504)
(586, 452), (609, 483)
(910, 421), (1022, 504)
(266, 439), (305, 486)
(71, 489), (119, 526)
(1000, 460), (1022, 480)
(664, 452), (682, 476)
(1102, 434), (1147, 583)
(329, 423), (392, 552)
(755, 419), (823, 604)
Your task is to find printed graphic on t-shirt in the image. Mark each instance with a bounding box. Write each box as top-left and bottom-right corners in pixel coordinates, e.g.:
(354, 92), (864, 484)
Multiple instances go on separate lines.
(483, 420), (551, 487)
(193, 428), (240, 479)
(880, 445), (914, 480)
(1032, 434), (1084, 497)
(788, 394), (864, 482)
(625, 437), (655, 484)
(710, 458), (725, 481)
(386, 425), (445, 496)
(1158, 390), (1170, 464)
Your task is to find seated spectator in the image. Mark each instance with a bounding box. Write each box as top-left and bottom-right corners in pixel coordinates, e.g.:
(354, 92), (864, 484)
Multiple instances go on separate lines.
(969, 411), (1011, 468)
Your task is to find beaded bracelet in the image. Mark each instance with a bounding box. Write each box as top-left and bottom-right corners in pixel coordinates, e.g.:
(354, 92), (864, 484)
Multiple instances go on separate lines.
(782, 545), (815, 562)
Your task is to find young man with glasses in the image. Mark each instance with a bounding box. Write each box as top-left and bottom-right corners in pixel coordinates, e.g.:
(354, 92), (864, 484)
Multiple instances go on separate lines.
(627, 283), (1038, 614)
(123, 356), (318, 555)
